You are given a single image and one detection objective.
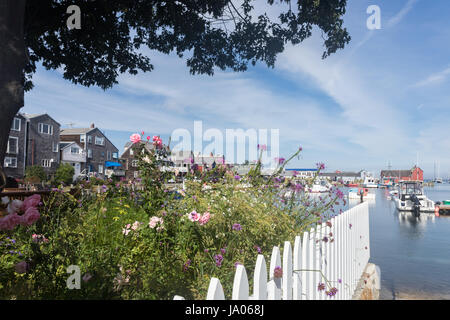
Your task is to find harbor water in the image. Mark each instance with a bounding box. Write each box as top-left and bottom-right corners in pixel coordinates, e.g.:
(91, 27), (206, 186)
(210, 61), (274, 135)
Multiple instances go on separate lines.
(347, 184), (450, 300)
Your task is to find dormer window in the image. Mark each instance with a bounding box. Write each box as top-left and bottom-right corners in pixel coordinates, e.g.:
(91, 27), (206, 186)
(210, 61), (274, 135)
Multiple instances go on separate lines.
(38, 123), (53, 135)
(95, 136), (105, 146)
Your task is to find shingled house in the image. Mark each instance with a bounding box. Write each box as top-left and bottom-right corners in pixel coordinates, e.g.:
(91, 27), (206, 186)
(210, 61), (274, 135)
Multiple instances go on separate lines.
(380, 166), (423, 183)
(60, 124), (119, 178)
(4, 113), (61, 180)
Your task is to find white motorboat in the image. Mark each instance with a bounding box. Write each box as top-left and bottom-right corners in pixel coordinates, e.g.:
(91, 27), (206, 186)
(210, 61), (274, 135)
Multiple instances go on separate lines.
(363, 175), (378, 188)
(393, 180), (435, 217)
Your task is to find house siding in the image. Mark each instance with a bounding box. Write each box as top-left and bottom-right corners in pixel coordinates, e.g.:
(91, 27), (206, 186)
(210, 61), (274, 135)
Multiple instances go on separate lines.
(26, 115), (61, 178)
(61, 127), (118, 179)
(4, 115), (27, 179)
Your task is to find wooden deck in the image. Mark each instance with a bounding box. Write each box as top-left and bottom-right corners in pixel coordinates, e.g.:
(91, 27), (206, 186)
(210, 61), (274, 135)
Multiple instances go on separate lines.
(0, 189), (52, 200)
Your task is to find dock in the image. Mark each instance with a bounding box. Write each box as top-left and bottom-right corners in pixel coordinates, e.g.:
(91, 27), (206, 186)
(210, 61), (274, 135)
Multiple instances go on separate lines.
(436, 204), (450, 216)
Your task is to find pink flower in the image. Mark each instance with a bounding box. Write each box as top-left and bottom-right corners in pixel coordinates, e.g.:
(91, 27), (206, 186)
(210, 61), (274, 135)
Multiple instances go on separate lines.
(23, 194), (41, 211)
(20, 207), (40, 226)
(149, 216), (160, 228)
(152, 136), (162, 147)
(15, 261), (28, 274)
(273, 266), (283, 279)
(188, 210), (200, 222)
(130, 133), (141, 144)
(0, 213), (21, 230)
(7, 199), (23, 215)
(122, 228), (131, 236)
(131, 221), (141, 231)
(199, 211), (210, 225)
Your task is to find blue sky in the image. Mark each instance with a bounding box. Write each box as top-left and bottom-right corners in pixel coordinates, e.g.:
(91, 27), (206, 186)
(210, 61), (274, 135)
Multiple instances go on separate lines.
(23, 0), (450, 179)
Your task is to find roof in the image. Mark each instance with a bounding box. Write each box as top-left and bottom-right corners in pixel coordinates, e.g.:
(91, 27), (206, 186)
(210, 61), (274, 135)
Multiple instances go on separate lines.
(20, 113), (61, 126)
(319, 172), (361, 178)
(60, 128), (94, 135)
(60, 141), (83, 150)
(286, 168), (318, 172)
(381, 170), (413, 177)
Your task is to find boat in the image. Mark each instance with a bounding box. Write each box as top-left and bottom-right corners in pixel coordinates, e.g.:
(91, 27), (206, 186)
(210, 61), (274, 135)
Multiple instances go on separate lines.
(309, 179), (331, 193)
(348, 187), (375, 200)
(345, 182), (359, 187)
(392, 180), (435, 217)
(363, 175), (378, 188)
(434, 178), (443, 184)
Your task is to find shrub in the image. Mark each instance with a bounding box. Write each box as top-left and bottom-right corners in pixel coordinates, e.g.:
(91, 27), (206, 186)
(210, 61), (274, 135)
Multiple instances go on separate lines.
(0, 134), (344, 299)
(54, 163), (75, 186)
(25, 165), (47, 183)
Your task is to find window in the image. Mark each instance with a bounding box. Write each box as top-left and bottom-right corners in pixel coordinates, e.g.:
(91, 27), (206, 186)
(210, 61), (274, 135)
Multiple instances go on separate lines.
(95, 136), (105, 145)
(129, 149), (134, 156)
(134, 171), (140, 178)
(71, 147), (80, 154)
(38, 123), (53, 135)
(52, 142), (59, 152)
(107, 151), (112, 160)
(131, 160), (139, 167)
(101, 152), (105, 157)
(98, 165), (103, 174)
(87, 136), (92, 144)
(42, 159), (51, 168)
(4, 157), (17, 168)
(7, 137), (18, 154)
(112, 152), (118, 159)
(87, 149), (92, 158)
(80, 136), (85, 143)
(11, 118), (21, 131)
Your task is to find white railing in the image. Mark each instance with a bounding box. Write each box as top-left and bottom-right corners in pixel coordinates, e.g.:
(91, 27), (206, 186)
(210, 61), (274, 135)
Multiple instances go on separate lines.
(174, 201), (370, 300)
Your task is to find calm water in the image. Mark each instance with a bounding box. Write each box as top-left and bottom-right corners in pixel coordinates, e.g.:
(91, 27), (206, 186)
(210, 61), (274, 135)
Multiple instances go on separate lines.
(347, 185), (450, 300)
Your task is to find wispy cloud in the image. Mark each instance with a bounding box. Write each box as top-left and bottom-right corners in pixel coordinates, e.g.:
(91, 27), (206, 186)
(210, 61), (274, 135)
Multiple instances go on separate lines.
(413, 66), (450, 87)
(386, 0), (418, 28)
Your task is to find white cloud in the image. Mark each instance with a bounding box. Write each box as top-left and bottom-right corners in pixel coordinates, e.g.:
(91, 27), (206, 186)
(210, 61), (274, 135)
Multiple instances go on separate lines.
(413, 67), (450, 87)
(386, 0), (418, 28)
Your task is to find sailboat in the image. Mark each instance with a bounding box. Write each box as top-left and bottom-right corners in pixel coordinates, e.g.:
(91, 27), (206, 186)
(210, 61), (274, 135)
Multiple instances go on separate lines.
(434, 161), (443, 184)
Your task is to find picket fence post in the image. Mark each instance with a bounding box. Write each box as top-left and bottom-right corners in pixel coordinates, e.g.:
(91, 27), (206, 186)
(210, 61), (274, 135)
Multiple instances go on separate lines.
(174, 202), (370, 301)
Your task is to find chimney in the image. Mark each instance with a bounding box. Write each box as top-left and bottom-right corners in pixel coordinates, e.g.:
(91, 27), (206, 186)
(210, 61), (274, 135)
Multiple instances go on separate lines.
(90, 123), (95, 128)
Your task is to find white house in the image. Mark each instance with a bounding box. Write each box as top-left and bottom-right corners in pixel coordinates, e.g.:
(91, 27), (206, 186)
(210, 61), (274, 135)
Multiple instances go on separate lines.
(60, 142), (86, 180)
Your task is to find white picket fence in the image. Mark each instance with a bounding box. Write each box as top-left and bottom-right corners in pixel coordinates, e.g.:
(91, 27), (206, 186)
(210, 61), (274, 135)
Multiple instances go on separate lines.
(174, 201), (370, 300)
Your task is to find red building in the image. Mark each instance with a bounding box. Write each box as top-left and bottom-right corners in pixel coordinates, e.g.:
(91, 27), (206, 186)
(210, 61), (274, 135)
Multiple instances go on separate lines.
(380, 166), (423, 183)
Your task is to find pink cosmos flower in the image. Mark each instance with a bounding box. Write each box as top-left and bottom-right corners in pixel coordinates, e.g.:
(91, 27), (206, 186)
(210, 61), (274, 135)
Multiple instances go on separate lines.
(199, 211), (210, 225)
(188, 210), (200, 222)
(149, 216), (160, 228)
(131, 221), (141, 231)
(273, 266), (283, 279)
(130, 133), (141, 144)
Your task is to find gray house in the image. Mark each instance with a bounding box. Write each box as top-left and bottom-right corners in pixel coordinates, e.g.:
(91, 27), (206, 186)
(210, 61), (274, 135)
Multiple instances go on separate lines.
(4, 113), (61, 180)
(4, 114), (27, 179)
(60, 124), (119, 178)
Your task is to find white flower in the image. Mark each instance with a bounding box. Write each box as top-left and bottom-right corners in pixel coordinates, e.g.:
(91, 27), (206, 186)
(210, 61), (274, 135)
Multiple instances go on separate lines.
(1, 196), (9, 205)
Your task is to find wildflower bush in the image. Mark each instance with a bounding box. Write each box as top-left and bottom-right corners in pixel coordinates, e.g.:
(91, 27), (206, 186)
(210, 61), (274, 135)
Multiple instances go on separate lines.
(0, 133), (345, 299)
